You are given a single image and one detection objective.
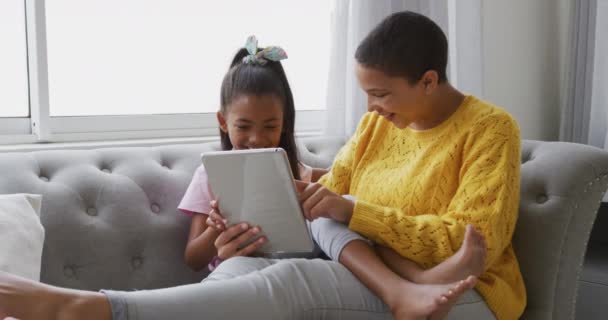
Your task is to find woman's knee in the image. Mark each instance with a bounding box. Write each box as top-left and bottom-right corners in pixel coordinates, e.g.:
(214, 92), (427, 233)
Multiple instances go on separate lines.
(311, 218), (370, 260)
(205, 256), (274, 282)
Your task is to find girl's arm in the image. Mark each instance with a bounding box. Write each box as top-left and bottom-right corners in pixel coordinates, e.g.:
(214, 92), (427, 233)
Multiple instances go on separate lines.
(184, 214), (221, 272)
(205, 200), (269, 260)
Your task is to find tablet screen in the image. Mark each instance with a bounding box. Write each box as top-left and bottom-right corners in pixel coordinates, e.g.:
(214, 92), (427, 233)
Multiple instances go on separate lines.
(202, 148), (314, 254)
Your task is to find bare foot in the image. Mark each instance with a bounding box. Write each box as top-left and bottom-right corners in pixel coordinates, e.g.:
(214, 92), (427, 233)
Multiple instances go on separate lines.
(388, 275), (478, 320)
(417, 225), (486, 284)
(429, 276), (478, 320)
(0, 271), (110, 320)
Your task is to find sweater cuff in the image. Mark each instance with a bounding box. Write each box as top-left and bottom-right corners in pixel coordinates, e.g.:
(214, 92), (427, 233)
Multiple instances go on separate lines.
(348, 200), (390, 240)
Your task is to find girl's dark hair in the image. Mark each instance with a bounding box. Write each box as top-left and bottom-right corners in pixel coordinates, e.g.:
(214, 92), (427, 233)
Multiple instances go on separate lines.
(219, 47), (301, 180)
(355, 11), (448, 84)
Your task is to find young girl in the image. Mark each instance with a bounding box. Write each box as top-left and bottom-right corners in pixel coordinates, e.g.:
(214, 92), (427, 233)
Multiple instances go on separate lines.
(178, 35), (326, 272)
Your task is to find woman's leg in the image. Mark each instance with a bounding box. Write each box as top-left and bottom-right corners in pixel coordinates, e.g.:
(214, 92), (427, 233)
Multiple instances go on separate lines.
(310, 218), (485, 319)
(102, 259), (390, 320)
(1, 257), (474, 320)
(375, 224), (487, 284)
(311, 217), (486, 284)
(101, 257), (279, 320)
(0, 271), (111, 320)
(203, 256), (276, 282)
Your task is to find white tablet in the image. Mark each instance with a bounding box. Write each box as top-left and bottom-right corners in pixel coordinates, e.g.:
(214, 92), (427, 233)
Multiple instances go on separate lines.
(201, 148), (314, 254)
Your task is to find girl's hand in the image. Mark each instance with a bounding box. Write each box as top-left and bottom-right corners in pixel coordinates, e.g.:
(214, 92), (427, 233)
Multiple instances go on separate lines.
(295, 181), (355, 224)
(214, 223), (267, 260)
(206, 200), (228, 231)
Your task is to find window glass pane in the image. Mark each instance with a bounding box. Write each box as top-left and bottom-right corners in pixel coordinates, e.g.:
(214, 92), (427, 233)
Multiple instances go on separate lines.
(0, 0), (29, 118)
(46, 0), (330, 117)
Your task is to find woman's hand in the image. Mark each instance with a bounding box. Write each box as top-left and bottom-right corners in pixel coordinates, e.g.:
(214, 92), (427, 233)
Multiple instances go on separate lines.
(214, 222), (267, 260)
(296, 181), (355, 224)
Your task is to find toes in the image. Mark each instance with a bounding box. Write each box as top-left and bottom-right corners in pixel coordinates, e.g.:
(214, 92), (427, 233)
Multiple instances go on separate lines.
(436, 295), (448, 305)
(465, 224), (473, 234)
(478, 235), (486, 247)
(464, 276), (478, 288)
(452, 277), (476, 293)
(463, 225), (474, 243)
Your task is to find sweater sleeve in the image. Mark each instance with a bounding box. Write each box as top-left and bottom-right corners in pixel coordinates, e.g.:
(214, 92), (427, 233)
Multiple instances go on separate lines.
(349, 115), (521, 269)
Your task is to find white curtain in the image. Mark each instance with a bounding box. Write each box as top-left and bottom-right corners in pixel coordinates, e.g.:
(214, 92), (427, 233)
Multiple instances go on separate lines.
(560, 0), (608, 201)
(560, 0), (608, 150)
(592, 0), (608, 201)
(588, 0), (608, 151)
(323, 0), (452, 137)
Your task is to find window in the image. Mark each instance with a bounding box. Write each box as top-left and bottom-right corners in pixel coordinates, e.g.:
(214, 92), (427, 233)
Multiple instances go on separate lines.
(1, 0), (329, 145)
(45, 0), (330, 117)
(0, 0), (29, 118)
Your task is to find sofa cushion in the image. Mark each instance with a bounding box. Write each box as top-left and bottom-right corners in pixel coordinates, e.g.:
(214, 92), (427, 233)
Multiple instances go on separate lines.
(0, 194), (45, 281)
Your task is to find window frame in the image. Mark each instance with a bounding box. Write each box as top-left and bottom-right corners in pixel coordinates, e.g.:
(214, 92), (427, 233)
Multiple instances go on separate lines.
(0, 0), (326, 146)
(0, 0), (30, 139)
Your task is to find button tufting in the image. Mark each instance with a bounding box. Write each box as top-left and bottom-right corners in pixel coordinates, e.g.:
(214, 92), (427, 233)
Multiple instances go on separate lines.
(101, 168), (111, 173)
(63, 266), (75, 278)
(87, 208), (98, 216)
(536, 194), (548, 204)
(151, 204), (160, 213)
(39, 176), (49, 182)
(132, 257), (144, 269)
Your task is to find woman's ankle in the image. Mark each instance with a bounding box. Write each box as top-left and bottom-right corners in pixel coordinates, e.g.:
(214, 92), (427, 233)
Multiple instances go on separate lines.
(381, 279), (413, 312)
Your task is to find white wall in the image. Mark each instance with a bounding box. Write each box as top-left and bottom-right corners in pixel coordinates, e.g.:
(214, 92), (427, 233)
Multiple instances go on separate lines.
(480, 0), (571, 141)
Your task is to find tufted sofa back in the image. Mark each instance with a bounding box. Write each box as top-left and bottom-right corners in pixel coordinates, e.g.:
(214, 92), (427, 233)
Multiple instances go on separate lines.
(515, 141), (608, 320)
(0, 137), (345, 291)
(0, 137), (607, 320)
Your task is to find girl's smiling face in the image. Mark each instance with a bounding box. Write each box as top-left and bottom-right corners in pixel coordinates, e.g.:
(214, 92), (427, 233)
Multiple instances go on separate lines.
(217, 94), (284, 150)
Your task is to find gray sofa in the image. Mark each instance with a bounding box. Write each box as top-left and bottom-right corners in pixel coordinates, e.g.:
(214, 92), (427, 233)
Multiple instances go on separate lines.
(0, 137), (607, 319)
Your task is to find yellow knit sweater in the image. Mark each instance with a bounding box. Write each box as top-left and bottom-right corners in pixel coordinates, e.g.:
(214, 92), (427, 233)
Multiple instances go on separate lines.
(319, 95), (526, 319)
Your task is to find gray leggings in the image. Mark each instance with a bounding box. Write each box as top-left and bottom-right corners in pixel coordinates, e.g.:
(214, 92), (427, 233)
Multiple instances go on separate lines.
(103, 218), (494, 319)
